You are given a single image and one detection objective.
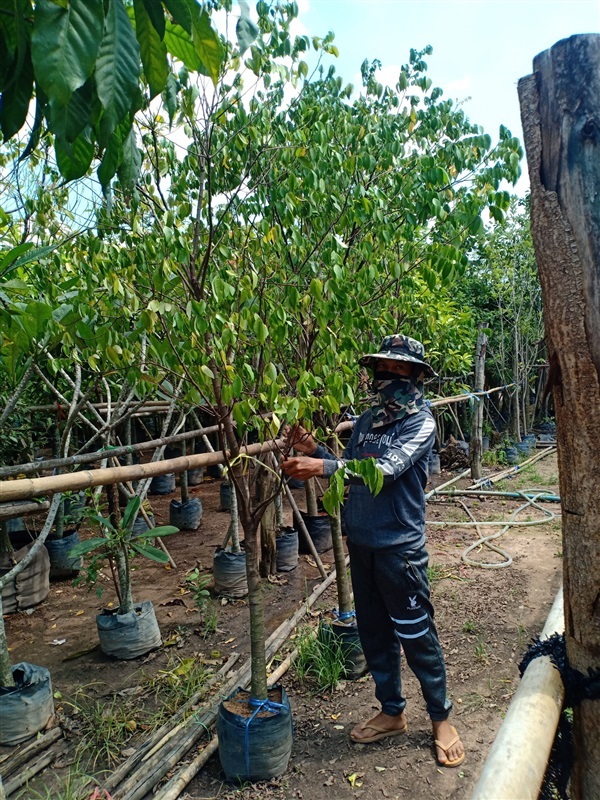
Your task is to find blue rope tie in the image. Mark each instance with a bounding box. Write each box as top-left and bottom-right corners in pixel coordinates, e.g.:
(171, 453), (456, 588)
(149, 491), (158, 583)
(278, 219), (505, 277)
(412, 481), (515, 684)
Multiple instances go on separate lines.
(334, 608), (356, 622)
(244, 695), (285, 776)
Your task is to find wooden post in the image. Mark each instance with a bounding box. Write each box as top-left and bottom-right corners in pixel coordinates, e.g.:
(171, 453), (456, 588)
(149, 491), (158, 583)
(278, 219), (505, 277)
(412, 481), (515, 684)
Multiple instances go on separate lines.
(518, 33), (600, 798)
(470, 326), (488, 481)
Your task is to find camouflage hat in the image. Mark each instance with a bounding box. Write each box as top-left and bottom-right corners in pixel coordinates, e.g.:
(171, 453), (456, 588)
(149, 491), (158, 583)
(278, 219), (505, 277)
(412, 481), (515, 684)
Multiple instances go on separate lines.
(359, 334), (437, 378)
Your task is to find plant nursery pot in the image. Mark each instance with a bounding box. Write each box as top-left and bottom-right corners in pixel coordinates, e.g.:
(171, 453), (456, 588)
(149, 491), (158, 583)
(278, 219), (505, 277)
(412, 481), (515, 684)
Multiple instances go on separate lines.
(504, 445), (519, 465)
(0, 542), (50, 614)
(0, 662), (54, 746)
(96, 600), (162, 660)
(132, 512), (155, 536)
(319, 619), (368, 680)
(169, 498), (202, 530)
(275, 527), (299, 572)
(217, 685), (293, 783)
(187, 467), (204, 486)
(428, 450), (441, 476)
(45, 529), (82, 579)
(213, 547), (248, 598)
(298, 511), (332, 554)
(482, 435), (490, 453)
(149, 473), (176, 495)
(515, 440), (531, 457)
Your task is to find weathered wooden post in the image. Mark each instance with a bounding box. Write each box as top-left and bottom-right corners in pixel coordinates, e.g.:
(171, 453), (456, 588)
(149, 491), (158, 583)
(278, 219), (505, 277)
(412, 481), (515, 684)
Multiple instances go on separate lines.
(518, 33), (600, 799)
(470, 326), (488, 481)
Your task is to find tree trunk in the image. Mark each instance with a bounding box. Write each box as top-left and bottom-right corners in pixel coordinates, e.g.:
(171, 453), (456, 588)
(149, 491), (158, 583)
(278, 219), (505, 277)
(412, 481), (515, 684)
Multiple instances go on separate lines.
(330, 511), (352, 615)
(180, 439), (189, 504)
(258, 462), (277, 578)
(305, 477), (319, 517)
(511, 325), (521, 440)
(0, 591), (14, 687)
(519, 33), (600, 798)
(470, 327), (488, 481)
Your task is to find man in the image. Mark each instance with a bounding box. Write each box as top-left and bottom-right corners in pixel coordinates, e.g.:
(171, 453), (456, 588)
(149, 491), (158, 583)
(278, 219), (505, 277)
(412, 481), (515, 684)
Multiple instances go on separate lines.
(282, 334), (465, 768)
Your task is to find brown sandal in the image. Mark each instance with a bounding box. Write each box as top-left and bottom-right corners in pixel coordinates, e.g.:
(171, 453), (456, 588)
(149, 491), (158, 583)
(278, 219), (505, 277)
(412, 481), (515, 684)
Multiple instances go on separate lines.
(434, 725), (465, 767)
(350, 718), (408, 743)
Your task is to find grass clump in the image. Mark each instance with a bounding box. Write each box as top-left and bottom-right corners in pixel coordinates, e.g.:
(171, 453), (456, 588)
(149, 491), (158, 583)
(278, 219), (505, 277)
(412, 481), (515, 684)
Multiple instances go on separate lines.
(293, 624), (348, 693)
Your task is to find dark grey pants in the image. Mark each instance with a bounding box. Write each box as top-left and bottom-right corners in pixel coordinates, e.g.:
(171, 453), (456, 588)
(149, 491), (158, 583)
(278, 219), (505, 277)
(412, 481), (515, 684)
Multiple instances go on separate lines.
(348, 541), (451, 721)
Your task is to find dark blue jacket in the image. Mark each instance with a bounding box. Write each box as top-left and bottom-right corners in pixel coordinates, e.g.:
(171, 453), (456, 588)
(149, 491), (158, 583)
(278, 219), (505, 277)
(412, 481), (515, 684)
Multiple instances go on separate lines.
(313, 407), (435, 551)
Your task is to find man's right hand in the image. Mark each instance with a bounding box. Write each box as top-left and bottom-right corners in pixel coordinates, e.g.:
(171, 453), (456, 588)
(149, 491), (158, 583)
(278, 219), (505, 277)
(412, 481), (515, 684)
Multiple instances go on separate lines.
(283, 424), (318, 455)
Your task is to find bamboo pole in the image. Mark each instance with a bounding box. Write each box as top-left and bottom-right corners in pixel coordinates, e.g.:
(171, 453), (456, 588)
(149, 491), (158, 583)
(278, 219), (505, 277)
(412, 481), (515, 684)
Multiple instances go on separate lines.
(0, 439), (285, 503)
(282, 482), (328, 580)
(0, 501), (50, 520)
(471, 587), (565, 800)
(0, 424), (222, 479)
(3, 740), (67, 796)
(0, 727), (62, 781)
(468, 447), (556, 489)
(425, 468), (471, 500)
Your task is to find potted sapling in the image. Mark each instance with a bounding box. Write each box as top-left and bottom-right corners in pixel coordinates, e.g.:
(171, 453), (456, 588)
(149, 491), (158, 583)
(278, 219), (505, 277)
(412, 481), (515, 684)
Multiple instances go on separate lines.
(69, 496), (178, 659)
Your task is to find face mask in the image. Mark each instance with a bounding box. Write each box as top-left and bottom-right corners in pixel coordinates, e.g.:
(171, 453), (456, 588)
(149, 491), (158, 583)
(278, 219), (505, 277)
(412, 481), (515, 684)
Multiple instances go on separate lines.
(369, 374), (425, 427)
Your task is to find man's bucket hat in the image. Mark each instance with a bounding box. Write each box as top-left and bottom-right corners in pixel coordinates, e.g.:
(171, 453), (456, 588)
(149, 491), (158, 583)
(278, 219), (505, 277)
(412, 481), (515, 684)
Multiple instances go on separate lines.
(359, 334), (437, 378)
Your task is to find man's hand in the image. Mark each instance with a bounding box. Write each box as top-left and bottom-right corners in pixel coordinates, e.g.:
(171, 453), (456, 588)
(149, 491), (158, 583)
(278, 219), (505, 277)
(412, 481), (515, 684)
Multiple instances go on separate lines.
(283, 424), (318, 455)
(281, 456), (324, 479)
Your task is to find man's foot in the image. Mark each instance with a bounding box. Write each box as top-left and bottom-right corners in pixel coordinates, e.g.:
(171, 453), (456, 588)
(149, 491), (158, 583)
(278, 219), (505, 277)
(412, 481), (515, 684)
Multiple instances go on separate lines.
(432, 719), (465, 767)
(350, 711), (408, 743)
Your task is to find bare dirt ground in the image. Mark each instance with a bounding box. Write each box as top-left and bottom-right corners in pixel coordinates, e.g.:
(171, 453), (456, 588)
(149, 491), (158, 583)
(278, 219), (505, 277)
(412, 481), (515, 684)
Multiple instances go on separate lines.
(2, 451), (562, 800)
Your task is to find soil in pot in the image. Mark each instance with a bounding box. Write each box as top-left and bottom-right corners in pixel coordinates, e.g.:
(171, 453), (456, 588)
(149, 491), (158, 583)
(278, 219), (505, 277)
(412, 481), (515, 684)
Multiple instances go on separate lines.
(0, 662), (55, 746)
(0, 542), (50, 613)
(96, 600), (162, 659)
(213, 547), (247, 598)
(217, 685), (293, 783)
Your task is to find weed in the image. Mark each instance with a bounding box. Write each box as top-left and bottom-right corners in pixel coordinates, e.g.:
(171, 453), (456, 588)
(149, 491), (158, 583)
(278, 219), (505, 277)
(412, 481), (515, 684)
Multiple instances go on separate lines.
(427, 561), (453, 587)
(67, 690), (144, 767)
(15, 763), (98, 800)
(293, 624), (347, 693)
(145, 655), (210, 714)
(462, 619), (479, 634)
(516, 624), (528, 650)
(184, 568), (212, 613)
(474, 636), (489, 664)
(460, 692), (487, 713)
(184, 567), (219, 636)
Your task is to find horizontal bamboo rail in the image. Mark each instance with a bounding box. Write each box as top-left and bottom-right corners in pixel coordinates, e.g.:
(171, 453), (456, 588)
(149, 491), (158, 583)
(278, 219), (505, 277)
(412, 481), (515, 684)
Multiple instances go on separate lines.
(0, 424), (222, 479)
(0, 439), (285, 503)
(471, 586), (565, 799)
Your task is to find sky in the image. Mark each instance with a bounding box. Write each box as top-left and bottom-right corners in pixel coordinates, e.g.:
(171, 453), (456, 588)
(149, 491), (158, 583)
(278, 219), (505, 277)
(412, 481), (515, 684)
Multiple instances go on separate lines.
(292, 0), (600, 192)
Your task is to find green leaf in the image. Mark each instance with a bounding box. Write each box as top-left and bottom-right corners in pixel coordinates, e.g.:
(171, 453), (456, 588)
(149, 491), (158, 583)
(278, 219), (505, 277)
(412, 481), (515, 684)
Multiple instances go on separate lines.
(122, 496), (141, 530)
(162, 71), (178, 126)
(1, 244), (57, 277)
(133, 0), (168, 98)
(96, 0), (141, 143)
(68, 537), (109, 558)
(163, 0), (195, 34)
(149, 525), (179, 537)
(55, 128), (95, 181)
(117, 127), (142, 191)
(131, 542), (170, 562)
(48, 80), (93, 143)
(0, 45), (34, 140)
(163, 21), (200, 71)
(236, 0), (258, 55)
(31, 0), (104, 106)
(191, 10), (223, 85)
(140, 0), (165, 38)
